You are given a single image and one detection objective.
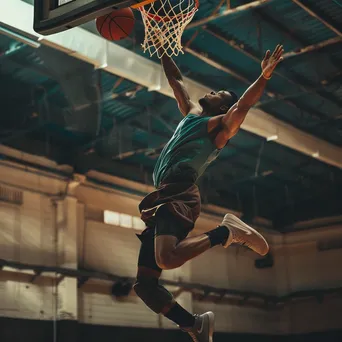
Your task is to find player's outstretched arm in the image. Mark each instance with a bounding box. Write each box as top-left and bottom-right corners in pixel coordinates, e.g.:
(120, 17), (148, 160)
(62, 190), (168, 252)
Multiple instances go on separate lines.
(161, 55), (197, 116)
(217, 45), (284, 144)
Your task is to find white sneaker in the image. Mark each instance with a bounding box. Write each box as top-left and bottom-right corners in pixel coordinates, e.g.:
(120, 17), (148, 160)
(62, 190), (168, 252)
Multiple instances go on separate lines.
(181, 311), (215, 342)
(221, 214), (269, 256)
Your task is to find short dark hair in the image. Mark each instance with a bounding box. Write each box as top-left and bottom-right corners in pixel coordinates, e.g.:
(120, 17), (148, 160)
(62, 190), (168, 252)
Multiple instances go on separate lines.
(219, 91), (239, 114)
(227, 91), (238, 107)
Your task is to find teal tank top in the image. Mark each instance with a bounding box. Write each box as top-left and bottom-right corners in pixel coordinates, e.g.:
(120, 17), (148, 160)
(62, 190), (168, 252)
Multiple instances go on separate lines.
(153, 114), (222, 187)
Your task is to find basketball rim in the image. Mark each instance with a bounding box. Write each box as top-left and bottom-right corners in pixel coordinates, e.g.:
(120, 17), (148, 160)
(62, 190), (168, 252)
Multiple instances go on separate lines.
(131, 0), (199, 22)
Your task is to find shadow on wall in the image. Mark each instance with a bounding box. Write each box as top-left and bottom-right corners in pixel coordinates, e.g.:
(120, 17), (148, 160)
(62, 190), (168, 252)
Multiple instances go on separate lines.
(0, 317), (342, 342)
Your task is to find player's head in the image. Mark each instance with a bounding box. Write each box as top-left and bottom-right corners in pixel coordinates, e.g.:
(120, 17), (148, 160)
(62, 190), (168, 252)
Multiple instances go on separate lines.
(199, 90), (238, 116)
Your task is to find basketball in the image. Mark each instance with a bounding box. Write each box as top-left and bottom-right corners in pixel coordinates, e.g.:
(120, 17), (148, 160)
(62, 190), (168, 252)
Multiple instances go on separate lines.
(96, 8), (135, 41)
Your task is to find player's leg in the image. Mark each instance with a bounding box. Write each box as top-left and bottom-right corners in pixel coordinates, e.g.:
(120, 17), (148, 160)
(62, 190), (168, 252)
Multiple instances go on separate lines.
(155, 212), (269, 270)
(133, 227), (214, 342)
(133, 227), (178, 317)
(154, 233), (218, 270)
(154, 208), (231, 270)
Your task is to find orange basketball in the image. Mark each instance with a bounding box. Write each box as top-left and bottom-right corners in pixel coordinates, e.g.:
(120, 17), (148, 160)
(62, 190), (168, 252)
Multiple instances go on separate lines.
(96, 8), (135, 41)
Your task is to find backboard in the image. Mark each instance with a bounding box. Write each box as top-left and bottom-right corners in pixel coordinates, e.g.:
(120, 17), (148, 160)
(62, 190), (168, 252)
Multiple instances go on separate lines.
(34, 0), (148, 35)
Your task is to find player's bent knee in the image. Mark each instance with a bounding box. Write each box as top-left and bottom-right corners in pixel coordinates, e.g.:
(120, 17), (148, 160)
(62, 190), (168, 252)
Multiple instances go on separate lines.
(133, 277), (173, 313)
(155, 252), (176, 270)
(155, 235), (179, 270)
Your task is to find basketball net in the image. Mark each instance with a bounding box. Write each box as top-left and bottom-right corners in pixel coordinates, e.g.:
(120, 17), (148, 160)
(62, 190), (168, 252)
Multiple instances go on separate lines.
(137, 0), (199, 58)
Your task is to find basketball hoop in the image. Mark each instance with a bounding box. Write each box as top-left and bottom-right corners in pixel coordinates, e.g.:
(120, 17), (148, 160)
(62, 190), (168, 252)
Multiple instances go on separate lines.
(132, 0), (199, 58)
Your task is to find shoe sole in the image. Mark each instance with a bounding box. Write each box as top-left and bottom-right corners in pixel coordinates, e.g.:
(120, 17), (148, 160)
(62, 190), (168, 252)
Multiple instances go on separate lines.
(222, 214), (269, 256)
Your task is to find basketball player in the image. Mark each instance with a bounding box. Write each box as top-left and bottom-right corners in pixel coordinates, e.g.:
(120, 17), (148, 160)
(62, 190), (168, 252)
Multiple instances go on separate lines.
(134, 45), (284, 341)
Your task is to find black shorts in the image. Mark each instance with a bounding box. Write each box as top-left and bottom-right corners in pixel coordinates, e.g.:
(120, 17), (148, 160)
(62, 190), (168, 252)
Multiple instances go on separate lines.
(137, 210), (190, 272)
(139, 181), (201, 233)
(154, 205), (190, 241)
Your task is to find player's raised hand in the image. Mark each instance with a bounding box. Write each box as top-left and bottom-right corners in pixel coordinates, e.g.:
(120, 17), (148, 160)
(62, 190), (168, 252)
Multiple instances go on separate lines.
(261, 44), (284, 79)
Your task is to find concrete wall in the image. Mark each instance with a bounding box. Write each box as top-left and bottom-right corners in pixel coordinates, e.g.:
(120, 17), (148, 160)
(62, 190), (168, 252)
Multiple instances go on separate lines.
(1, 147), (342, 334)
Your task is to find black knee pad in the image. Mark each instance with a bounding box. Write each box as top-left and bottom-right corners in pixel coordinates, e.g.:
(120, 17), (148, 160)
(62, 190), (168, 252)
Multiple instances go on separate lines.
(133, 277), (173, 314)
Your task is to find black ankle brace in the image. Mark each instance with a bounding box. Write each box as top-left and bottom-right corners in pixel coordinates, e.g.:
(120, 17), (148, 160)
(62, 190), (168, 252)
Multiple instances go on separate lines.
(205, 225), (230, 247)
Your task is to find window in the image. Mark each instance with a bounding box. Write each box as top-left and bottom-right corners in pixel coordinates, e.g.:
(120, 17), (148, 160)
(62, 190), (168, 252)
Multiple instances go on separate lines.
(119, 213), (132, 228)
(104, 210), (145, 231)
(132, 216), (146, 230)
(104, 210), (120, 226)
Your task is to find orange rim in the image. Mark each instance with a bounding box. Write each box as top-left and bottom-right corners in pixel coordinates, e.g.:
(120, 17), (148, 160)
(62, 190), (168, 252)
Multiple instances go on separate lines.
(134, 0), (200, 22)
(131, 0), (156, 9)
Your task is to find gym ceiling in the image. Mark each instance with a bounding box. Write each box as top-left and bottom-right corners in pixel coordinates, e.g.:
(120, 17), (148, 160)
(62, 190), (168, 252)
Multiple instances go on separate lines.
(0, 0), (341, 231)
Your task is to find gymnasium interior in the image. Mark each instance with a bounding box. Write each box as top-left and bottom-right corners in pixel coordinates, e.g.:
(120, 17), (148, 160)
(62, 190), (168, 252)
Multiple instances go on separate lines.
(0, 0), (341, 341)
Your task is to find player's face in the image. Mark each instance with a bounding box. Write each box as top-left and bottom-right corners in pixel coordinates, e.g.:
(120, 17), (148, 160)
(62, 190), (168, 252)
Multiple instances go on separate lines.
(199, 90), (233, 115)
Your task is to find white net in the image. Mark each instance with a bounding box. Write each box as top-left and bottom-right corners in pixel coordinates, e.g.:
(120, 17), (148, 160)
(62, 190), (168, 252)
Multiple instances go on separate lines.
(138, 0), (199, 58)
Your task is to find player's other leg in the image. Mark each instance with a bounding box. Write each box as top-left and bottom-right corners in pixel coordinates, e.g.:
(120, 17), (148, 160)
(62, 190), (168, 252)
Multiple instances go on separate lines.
(154, 211), (269, 271)
(153, 209), (229, 270)
(133, 227), (214, 342)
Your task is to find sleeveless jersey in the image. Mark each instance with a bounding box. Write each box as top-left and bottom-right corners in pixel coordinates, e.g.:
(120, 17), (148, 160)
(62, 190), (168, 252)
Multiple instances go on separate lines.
(153, 114), (222, 187)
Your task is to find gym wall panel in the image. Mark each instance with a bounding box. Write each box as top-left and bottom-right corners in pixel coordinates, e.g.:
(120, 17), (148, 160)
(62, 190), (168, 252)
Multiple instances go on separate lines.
(0, 278), (55, 321)
(80, 291), (159, 328)
(20, 193), (57, 265)
(0, 195), (56, 320)
(84, 219), (190, 279)
(15, 280), (55, 320)
(1, 152), (342, 335)
(315, 248), (342, 287)
(0, 203), (21, 261)
(0, 279), (19, 312)
(274, 228), (342, 295)
(76, 185), (141, 218)
(0, 161), (65, 197)
(82, 219), (191, 329)
(191, 244), (277, 294)
(286, 244), (319, 292)
(270, 228), (342, 333)
(0, 194), (56, 265)
(84, 220), (140, 278)
(0, 160), (67, 322)
(194, 301), (286, 335)
(283, 295), (342, 334)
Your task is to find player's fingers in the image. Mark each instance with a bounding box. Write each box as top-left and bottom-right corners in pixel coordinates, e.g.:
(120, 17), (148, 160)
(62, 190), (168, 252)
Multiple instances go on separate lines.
(264, 50), (271, 60)
(274, 57), (284, 66)
(275, 46), (284, 59)
(277, 44), (283, 55)
(272, 44), (280, 57)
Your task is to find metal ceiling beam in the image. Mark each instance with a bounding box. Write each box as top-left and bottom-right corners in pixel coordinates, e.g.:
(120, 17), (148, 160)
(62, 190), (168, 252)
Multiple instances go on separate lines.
(252, 8), (341, 72)
(0, 26), (40, 48)
(1, 0), (342, 169)
(186, 0), (271, 29)
(184, 45), (335, 124)
(292, 0), (342, 37)
(201, 28), (342, 109)
(109, 110), (335, 196)
(282, 36), (342, 60)
(99, 111), (324, 196)
(203, 26), (341, 78)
